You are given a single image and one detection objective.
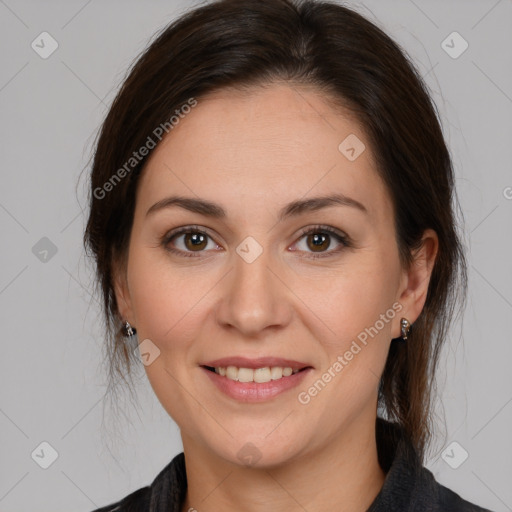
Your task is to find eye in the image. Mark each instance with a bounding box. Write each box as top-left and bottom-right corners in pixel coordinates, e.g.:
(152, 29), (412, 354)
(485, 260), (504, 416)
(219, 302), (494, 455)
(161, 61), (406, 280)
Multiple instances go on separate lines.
(291, 225), (350, 259)
(161, 224), (351, 259)
(162, 225), (220, 257)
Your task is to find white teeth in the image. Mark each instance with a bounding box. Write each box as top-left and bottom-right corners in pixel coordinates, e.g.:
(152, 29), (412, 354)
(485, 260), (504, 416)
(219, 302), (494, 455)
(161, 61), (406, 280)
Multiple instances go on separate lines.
(254, 367), (271, 383)
(226, 365), (238, 380)
(270, 367), (283, 380)
(213, 365), (301, 382)
(238, 367), (254, 383)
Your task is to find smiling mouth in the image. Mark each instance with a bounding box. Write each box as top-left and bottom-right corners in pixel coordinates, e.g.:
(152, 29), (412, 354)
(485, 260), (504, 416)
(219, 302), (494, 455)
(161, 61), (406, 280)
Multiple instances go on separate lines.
(201, 365), (311, 383)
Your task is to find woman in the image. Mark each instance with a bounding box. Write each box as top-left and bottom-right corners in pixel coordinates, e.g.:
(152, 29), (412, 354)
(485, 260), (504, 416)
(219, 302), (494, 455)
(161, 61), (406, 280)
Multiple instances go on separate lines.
(84, 0), (492, 510)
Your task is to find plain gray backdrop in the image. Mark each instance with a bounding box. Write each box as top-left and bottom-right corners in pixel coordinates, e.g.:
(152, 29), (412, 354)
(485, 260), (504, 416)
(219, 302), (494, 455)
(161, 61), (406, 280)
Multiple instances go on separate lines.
(1, 0), (511, 511)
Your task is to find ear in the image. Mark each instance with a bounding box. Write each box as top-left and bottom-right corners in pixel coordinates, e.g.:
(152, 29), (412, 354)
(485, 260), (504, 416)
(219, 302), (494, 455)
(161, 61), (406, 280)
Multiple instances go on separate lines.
(112, 258), (135, 326)
(395, 228), (439, 334)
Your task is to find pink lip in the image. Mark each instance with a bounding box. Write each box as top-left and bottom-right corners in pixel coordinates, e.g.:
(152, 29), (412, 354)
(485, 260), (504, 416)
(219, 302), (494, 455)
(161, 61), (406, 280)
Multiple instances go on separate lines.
(201, 356), (311, 371)
(200, 366), (313, 403)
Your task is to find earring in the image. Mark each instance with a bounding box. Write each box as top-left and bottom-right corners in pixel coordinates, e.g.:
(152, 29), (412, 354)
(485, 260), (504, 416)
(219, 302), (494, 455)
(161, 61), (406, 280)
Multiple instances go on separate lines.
(123, 320), (137, 338)
(400, 318), (411, 341)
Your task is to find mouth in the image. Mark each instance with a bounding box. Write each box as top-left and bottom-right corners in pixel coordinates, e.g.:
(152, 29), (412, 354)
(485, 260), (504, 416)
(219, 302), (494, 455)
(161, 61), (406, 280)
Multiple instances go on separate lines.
(198, 356), (313, 401)
(200, 357), (313, 384)
(201, 365), (311, 383)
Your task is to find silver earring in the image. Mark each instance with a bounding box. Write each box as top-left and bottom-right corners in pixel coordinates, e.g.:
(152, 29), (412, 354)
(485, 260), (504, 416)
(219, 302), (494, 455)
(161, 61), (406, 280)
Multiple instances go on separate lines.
(400, 318), (411, 341)
(123, 321), (137, 338)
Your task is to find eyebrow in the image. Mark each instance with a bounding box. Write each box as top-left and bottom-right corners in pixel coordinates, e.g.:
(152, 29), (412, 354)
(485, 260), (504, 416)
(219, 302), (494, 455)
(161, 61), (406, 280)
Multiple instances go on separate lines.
(145, 193), (368, 221)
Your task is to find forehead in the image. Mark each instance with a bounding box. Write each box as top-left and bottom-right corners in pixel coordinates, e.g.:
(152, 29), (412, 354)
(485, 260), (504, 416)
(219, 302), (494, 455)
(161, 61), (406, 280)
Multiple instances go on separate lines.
(137, 82), (389, 221)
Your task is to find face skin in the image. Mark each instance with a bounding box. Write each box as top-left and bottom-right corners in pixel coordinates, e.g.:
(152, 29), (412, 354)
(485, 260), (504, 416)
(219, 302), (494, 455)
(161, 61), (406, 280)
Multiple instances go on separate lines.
(114, 82), (438, 512)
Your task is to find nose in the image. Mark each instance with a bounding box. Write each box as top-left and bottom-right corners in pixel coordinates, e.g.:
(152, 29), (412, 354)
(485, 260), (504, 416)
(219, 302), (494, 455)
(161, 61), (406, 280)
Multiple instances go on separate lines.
(214, 245), (293, 337)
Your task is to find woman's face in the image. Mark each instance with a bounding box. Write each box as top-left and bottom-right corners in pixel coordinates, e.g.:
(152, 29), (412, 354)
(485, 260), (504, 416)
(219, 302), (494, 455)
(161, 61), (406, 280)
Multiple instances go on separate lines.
(115, 83), (427, 467)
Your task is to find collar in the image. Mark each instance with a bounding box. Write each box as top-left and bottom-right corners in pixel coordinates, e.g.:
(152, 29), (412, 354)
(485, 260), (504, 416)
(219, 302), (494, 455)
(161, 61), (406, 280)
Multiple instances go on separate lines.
(367, 417), (428, 510)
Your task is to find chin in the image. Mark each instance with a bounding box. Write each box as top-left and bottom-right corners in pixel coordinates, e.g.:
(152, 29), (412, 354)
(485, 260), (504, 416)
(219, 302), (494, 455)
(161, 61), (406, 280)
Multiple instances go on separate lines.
(204, 427), (310, 470)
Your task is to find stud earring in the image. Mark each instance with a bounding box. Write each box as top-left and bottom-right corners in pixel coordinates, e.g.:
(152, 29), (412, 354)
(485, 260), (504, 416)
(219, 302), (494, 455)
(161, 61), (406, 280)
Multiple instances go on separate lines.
(400, 318), (411, 341)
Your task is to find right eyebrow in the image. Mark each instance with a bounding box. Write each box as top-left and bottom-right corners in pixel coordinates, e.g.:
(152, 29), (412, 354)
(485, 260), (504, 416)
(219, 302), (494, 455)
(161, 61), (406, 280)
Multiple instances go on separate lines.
(146, 196), (226, 218)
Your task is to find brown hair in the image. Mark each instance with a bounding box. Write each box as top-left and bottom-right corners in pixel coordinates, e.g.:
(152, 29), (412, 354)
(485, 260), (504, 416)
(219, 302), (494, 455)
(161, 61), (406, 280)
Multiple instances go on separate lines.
(83, 0), (467, 459)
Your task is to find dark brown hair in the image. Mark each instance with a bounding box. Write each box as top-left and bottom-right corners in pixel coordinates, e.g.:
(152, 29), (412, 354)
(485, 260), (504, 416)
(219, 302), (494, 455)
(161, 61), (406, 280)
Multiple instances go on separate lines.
(83, 0), (467, 459)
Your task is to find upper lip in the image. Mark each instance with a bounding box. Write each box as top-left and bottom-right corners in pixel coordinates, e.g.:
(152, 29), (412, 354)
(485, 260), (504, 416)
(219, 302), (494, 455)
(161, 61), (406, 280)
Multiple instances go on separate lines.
(201, 357), (312, 371)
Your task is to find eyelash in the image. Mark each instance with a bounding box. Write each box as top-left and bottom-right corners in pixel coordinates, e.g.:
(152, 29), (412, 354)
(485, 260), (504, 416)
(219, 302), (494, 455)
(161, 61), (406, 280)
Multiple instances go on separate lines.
(161, 224), (351, 260)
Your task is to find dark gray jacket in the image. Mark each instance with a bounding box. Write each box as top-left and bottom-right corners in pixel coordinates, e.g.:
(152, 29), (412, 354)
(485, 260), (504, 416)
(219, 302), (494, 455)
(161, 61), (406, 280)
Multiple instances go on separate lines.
(92, 419), (493, 511)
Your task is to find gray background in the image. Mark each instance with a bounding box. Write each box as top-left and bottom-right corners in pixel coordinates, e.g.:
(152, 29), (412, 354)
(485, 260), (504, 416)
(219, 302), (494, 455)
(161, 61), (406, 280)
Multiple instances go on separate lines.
(1, 0), (511, 511)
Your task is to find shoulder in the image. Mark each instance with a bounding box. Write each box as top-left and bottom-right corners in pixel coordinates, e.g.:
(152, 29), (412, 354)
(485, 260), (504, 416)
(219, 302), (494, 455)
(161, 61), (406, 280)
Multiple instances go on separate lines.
(90, 486), (150, 512)
(435, 481), (494, 511)
(373, 418), (494, 511)
(90, 452), (187, 512)
(420, 466), (494, 512)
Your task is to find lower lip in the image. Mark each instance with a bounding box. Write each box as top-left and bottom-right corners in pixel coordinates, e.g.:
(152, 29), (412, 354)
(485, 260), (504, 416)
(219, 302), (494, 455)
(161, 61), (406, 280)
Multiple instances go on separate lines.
(201, 366), (312, 402)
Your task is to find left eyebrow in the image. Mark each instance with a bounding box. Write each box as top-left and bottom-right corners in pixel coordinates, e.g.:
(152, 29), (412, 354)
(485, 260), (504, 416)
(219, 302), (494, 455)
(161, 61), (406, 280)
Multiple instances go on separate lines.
(145, 193), (368, 219)
(277, 193), (368, 221)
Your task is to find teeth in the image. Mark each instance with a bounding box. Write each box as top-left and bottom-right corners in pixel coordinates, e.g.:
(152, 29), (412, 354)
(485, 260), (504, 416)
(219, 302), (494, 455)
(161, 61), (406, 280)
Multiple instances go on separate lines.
(254, 367), (271, 383)
(226, 365), (238, 380)
(213, 365), (301, 383)
(270, 367), (283, 380)
(238, 367), (254, 383)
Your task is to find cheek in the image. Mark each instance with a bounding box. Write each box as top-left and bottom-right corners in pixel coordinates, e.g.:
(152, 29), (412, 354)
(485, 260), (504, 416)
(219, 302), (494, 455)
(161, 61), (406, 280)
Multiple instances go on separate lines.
(127, 247), (183, 342)
(293, 252), (400, 407)
(125, 249), (210, 423)
(126, 245), (220, 360)
(294, 256), (399, 345)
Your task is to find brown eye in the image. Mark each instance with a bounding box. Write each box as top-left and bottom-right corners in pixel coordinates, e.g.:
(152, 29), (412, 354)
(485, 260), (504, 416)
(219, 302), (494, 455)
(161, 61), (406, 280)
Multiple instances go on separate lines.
(183, 232), (208, 251)
(163, 227), (219, 257)
(306, 232), (331, 252)
(292, 225), (350, 259)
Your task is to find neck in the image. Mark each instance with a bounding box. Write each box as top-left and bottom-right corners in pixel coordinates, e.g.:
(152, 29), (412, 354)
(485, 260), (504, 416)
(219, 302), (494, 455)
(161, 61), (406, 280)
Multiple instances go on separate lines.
(181, 411), (386, 512)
